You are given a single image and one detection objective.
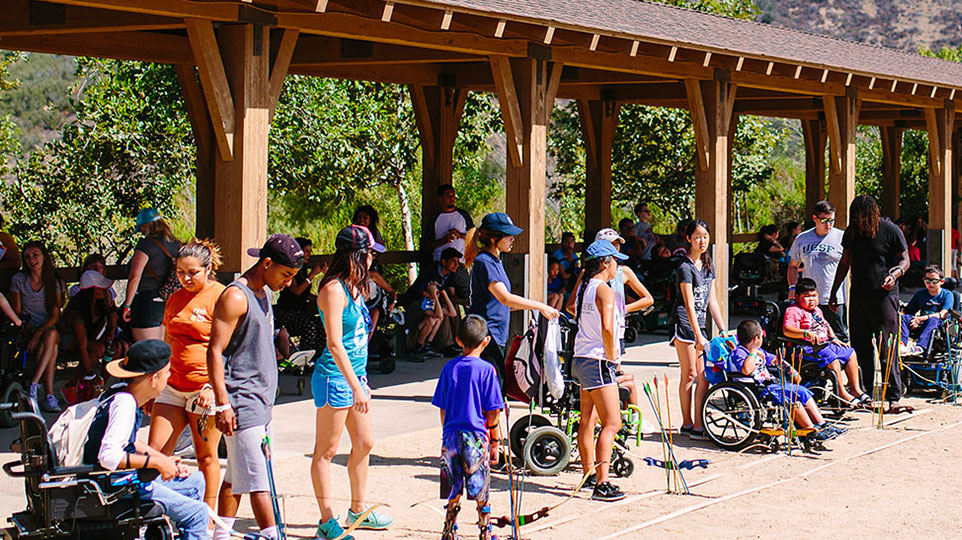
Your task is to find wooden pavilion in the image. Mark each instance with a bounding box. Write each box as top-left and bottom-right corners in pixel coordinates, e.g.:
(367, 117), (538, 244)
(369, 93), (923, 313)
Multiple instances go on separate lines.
(3, 0), (962, 328)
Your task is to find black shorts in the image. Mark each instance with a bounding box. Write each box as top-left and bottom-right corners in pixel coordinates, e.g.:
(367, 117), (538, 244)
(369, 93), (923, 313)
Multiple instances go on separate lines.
(670, 321), (707, 345)
(129, 289), (165, 329)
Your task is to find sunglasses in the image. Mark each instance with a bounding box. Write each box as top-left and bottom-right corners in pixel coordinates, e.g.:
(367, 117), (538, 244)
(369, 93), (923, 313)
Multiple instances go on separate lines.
(817, 217), (835, 224)
(924, 277), (942, 284)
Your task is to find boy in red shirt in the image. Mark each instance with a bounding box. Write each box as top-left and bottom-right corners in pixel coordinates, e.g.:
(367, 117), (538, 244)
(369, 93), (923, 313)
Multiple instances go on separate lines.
(783, 278), (870, 407)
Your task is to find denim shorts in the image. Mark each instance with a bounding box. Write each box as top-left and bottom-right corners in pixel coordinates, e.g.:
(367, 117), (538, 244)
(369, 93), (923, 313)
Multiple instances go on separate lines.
(312, 374), (370, 409)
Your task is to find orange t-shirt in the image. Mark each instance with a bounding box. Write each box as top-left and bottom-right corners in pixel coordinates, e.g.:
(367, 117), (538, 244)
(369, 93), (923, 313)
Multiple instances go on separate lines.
(163, 282), (226, 392)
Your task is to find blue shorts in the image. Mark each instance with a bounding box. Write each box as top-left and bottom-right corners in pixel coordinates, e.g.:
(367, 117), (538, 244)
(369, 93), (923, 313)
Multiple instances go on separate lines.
(803, 343), (855, 369)
(571, 356), (617, 391)
(760, 382), (813, 406)
(440, 430), (490, 501)
(312, 374), (369, 409)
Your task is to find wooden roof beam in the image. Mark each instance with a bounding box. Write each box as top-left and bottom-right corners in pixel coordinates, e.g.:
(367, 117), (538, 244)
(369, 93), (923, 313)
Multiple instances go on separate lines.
(290, 36), (481, 67)
(0, 1), (183, 36)
(289, 62), (440, 86)
(0, 30), (192, 64)
(185, 18), (234, 161)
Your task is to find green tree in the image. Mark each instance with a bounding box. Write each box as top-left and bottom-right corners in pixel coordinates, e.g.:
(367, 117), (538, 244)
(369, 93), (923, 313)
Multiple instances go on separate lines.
(1, 58), (194, 265)
(0, 53), (23, 178)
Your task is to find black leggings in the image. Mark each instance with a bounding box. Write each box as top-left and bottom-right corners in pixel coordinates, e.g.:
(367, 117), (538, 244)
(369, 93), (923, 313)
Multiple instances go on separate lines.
(480, 340), (506, 390)
(275, 309), (325, 352)
(849, 293), (902, 401)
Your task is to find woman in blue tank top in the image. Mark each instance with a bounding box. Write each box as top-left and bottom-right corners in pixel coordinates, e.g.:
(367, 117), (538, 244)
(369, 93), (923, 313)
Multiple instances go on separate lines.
(311, 225), (393, 539)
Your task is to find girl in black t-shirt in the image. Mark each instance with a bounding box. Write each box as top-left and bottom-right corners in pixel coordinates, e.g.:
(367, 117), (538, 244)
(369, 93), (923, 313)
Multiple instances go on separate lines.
(670, 220), (726, 440)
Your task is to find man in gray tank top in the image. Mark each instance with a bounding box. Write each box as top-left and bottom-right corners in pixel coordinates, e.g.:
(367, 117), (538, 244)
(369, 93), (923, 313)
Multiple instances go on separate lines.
(207, 234), (304, 540)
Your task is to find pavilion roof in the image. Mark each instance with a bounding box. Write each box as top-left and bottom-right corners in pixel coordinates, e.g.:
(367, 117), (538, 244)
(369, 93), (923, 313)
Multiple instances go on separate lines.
(411, 0), (962, 90)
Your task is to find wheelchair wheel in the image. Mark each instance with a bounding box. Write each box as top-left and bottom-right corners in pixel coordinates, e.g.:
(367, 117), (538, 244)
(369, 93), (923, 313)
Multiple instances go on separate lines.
(510, 414), (551, 461)
(624, 326), (638, 344)
(702, 381), (762, 451)
(523, 426), (571, 476)
(144, 520), (175, 540)
(611, 447), (634, 477)
(0, 380), (23, 428)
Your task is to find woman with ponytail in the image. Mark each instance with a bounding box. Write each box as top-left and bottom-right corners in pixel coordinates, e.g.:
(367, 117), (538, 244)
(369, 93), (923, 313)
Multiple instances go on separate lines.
(671, 219), (725, 440)
(465, 213), (559, 384)
(571, 240), (627, 502)
(311, 225), (393, 539)
(148, 239), (226, 512)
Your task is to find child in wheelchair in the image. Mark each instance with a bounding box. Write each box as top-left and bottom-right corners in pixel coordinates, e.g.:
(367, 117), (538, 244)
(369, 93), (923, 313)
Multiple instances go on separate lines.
(733, 320), (844, 441)
(900, 264), (953, 357)
(783, 278), (870, 407)
(86, 339), (209, 539)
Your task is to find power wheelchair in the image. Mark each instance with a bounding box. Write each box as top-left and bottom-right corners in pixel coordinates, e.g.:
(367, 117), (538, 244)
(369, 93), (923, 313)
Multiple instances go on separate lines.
(901, 278), (962, 395)
(2, 395), (175, 539)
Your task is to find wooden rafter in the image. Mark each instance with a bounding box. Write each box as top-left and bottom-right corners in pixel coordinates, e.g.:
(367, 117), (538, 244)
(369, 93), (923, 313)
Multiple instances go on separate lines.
(269, 28), (299, 116)
(174, 65), (212, 163)
(685, 79), (710, 171)
(0, 1), (182, 36)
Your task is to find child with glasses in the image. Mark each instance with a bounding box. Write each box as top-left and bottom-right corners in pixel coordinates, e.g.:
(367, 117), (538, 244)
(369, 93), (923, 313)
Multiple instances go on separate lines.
(900, 264), (954, 356)
(784, 278), (870, 407)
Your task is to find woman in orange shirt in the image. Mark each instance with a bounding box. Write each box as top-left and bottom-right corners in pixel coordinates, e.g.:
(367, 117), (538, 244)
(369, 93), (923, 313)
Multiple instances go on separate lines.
(148, 239), (226, 510)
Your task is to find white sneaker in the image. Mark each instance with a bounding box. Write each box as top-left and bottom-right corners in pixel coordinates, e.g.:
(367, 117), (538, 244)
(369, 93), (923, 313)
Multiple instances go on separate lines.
(41, 394), (61, 413)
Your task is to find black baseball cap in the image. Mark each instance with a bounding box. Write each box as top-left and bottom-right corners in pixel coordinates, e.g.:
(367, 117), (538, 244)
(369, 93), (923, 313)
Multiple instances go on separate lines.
(335, 225), (386, 253)
(247, 233), (306, 268)
(440, 247), (463, 261)
(106, 339), (171, 379)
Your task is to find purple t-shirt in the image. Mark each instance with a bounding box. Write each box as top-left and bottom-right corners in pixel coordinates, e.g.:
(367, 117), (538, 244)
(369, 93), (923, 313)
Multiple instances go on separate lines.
(730, 345), (776, 384)
(432, 356), (505, 437)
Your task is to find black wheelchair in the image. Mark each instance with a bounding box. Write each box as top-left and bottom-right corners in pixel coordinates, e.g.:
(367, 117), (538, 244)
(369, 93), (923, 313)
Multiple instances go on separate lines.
(2, 395), (175, 539)
(902, 278), (962, 394)
(0, 320), (30, 428)
(701, 336), (832, 453)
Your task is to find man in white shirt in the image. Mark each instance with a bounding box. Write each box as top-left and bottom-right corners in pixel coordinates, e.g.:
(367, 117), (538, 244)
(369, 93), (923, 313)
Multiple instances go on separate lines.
(788, 200), (848, 341)
(429, 184), (474, 261)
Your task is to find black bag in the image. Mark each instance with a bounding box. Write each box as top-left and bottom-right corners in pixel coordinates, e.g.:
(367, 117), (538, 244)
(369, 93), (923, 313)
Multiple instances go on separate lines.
(144, 238), (182, 301)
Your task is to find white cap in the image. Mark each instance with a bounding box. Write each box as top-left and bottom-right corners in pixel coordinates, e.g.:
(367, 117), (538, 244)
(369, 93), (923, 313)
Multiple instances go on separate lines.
(79, 270), (114, 290)
(595, 228), (625, 244)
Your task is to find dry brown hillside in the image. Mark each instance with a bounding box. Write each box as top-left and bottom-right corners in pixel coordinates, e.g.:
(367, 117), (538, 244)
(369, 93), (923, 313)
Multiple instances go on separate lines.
(757, 0), (962, 52)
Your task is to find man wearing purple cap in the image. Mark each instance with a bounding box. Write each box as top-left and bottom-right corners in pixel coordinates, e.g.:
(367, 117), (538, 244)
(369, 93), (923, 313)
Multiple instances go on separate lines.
(207, 234), (304, 540)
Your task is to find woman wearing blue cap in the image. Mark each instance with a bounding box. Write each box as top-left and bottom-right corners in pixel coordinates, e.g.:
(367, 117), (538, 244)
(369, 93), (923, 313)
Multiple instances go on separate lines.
(464, 213), (559, 384)
(121, 208), (180, 342)
(571, 240), (628, 502)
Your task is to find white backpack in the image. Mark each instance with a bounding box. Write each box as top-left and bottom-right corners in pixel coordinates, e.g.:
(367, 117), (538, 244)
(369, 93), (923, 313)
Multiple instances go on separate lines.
(48, 397), (105, 467)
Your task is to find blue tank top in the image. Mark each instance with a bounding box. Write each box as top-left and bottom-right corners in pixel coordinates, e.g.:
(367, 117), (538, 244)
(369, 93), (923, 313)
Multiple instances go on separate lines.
(316, 281), (370, 378)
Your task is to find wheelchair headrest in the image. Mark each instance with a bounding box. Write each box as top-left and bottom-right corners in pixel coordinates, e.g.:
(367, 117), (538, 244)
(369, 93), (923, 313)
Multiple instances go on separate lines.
(944, 277), (959, 291)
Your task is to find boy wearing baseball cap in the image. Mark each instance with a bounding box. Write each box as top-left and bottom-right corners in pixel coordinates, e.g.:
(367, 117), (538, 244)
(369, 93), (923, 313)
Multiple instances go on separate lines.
(208, 234), (304, 540)
(83, 339), (209, 540)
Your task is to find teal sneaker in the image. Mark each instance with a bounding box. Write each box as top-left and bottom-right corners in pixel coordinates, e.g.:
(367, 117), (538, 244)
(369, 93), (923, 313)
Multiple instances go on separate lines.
(315, 517), (353, 540)
(345, 507), (394, 530)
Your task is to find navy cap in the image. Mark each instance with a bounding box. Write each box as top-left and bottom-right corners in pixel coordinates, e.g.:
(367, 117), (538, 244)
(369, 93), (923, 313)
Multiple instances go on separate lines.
(480, 213), (523, 236)
(106, 339), (171, 379)
(335, 225), (386, 254)
(247, 234), (306, 268)
(585, 239), (628, 261)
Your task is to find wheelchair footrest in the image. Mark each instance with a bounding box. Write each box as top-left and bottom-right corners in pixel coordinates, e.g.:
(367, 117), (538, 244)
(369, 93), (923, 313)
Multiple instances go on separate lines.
(760, 428), (784, 437)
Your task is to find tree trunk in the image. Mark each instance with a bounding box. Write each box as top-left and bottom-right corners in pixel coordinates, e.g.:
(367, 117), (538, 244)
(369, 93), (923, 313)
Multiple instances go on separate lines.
(392, 177), (417, 285)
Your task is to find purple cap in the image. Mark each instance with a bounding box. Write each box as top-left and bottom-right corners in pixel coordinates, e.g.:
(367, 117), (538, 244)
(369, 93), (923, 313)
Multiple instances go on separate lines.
(335, 225), (386, 253)
(247, 234), (306, 268)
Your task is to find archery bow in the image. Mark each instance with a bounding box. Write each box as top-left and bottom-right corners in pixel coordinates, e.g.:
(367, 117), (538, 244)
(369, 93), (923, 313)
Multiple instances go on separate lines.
(491, 464), (601, 529)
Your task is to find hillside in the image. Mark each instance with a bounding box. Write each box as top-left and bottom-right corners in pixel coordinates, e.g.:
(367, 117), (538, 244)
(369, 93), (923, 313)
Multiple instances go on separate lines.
(757, 0), (962, 52)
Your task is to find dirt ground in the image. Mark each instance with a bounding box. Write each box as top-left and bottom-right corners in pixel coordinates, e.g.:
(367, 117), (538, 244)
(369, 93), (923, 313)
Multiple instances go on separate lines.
(2, 336), (961, 540)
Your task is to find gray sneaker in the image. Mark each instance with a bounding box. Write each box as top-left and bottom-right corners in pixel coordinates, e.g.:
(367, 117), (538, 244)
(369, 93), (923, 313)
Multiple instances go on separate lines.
(41, 394), (61, 413)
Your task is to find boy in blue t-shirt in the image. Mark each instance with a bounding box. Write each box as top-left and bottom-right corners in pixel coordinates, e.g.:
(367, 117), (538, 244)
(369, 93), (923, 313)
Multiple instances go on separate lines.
(432, 315), (505, 540)
(901, 264), (954, 355)
(732, 320), (844, 441)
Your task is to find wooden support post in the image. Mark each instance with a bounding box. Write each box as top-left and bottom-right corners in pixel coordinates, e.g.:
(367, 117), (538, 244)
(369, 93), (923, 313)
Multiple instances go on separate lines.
(823, 88), (860, 228)
(410, 85), (467, 255)
(493, 56), (561, 336)
(185, 22), (290, 272)
(578, 98), (620, 235)
(953, 128), (962, 276)
(925, 100), (955, 272)
(687, 69), (736, 333)
(801, 119), (826, 216)
(880, 126), (902, 220)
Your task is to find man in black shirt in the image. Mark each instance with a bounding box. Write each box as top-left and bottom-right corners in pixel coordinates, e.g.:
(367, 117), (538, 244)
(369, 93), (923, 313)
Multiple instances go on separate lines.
(830, 194), (909, 405)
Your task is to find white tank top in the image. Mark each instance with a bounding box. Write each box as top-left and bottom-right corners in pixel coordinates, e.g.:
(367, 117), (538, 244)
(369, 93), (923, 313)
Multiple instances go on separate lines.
(574, 278), (610, 360)
(611, 266), (626, 340)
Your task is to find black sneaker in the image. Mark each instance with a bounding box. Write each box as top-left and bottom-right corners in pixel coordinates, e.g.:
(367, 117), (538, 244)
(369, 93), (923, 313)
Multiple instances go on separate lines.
(688, 428), (709, 441)
(591, 481), (626, 502)
(580, 473), (597, 491)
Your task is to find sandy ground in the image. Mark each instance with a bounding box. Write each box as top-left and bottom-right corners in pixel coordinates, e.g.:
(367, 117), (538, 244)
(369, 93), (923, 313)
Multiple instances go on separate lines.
(2, 333), (962, 539)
